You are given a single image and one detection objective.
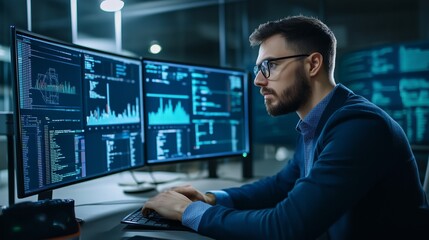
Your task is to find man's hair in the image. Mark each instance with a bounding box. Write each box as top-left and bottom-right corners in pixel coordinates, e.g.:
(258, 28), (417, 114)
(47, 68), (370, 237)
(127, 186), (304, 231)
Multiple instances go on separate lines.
(249, 15), (337, 74)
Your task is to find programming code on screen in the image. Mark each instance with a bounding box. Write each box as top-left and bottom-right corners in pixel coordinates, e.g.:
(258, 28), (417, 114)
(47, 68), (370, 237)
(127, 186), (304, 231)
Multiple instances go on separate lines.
(143, 59), (250, 164)
(339, 42), (429, 145)
(13, 30), (144, 197)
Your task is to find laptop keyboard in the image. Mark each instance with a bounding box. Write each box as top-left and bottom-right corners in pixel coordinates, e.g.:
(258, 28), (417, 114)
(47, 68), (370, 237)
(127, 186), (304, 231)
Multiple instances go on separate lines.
(121, 208), (193, 231)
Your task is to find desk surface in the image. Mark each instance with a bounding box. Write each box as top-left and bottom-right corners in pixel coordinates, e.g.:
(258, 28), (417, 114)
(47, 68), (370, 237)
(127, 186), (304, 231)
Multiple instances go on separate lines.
(0, 169), (252, 240)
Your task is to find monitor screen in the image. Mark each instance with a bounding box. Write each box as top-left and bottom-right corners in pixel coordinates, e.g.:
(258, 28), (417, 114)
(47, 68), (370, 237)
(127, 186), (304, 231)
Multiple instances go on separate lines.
(11, 27), (145, 198)
(142, 59), (250, 165)
(338, 41), (429, 147)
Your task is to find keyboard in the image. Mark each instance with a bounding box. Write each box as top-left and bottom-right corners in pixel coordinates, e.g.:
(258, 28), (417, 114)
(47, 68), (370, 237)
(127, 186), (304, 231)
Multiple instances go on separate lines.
(121, 208), (193, 231)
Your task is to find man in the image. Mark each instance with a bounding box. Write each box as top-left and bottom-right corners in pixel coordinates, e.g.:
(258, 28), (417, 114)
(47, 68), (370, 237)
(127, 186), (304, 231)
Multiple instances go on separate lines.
(142, 15), (429, 239)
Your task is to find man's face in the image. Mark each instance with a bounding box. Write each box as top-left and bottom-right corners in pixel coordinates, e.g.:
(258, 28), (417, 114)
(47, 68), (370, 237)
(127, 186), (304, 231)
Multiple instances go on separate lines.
(254, 34), (311, 116)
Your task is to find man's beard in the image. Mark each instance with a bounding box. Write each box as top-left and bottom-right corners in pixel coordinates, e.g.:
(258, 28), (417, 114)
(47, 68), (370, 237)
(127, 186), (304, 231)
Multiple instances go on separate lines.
(265, 67), (311, 116)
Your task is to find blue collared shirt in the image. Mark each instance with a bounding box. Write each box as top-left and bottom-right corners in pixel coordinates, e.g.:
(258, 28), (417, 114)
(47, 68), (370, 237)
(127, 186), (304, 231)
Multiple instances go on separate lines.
(182, 85), (338, 230)
(296, 85), (337, 176)
(182, 190), (233, 230)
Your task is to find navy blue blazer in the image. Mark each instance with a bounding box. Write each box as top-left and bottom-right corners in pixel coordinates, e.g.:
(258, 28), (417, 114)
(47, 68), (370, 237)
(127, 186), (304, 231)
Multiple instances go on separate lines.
(198, 84), (429, 239)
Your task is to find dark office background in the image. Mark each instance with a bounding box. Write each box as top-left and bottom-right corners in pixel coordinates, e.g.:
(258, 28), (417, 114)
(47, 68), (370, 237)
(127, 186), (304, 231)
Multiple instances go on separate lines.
(0, 0), (428, 178)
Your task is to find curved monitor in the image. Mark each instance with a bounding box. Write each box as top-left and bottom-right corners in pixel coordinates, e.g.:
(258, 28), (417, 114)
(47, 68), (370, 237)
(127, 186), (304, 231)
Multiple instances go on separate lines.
(338, 41), (429, 147)
(10, 27), (145, 198)
(142, 59), (251, 165)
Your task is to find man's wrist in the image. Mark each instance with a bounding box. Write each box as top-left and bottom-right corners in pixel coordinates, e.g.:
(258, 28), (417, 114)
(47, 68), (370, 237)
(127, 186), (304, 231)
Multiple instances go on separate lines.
(205, 190), (233, 207)
(178, 201), (192, 221)
(204, 192), (216, 205)
(182, 201), (211, 231)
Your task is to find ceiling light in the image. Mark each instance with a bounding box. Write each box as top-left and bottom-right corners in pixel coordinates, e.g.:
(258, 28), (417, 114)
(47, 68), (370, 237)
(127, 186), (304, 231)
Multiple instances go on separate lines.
(149, 42), (162, 54)
(100, 0), (124, 12)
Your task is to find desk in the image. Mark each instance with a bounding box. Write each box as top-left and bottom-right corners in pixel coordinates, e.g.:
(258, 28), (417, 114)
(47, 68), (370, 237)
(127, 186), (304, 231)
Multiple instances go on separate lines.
(0, 169), (251, 240)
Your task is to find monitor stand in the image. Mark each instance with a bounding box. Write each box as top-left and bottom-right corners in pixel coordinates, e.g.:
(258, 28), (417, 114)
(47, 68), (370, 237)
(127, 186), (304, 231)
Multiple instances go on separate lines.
(120, 171), (157, 194)
(208, 156), (253, 179)
(38, 190), (53, 201)
(122, 183), (157, 194)
(1, 112), (15, 206)
(208, 159), (218, 178)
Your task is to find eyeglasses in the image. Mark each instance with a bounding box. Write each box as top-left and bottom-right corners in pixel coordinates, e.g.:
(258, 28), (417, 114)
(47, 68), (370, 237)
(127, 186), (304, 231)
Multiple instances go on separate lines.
(253, 54), (309, 79)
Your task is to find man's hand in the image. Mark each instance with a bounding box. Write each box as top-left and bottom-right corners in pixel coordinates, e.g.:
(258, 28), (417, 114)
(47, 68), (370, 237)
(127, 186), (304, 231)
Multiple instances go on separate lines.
(168, 185), (216, 205)
(142, 190), (192, 221)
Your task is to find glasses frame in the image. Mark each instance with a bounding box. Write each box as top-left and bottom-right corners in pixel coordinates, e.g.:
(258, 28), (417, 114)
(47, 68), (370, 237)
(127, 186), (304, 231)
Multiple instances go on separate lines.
(254, 54), (310, 78)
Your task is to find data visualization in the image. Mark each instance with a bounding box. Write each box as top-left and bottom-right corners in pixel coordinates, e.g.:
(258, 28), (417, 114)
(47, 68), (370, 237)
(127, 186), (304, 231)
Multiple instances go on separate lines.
(147, 94), (190, 125)
(12, 28), (145, 197)
(143, 59), (250, 164)
(339, 41), (429, 146)
(85, 53), (141, 126)
(17, 38), (82, 111)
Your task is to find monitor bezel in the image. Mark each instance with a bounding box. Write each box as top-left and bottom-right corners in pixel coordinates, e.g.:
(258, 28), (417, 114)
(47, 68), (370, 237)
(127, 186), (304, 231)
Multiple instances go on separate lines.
(10, 26), (146, 198)
(141, 57), (252, 166)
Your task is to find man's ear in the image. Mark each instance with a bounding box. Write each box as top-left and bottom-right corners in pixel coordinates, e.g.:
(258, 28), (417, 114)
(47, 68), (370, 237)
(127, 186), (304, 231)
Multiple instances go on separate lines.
(307, 52), (323, 77)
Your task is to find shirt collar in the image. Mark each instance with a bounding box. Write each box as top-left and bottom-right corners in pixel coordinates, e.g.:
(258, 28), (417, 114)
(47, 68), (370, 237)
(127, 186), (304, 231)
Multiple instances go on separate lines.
(296, 85), (338, 135)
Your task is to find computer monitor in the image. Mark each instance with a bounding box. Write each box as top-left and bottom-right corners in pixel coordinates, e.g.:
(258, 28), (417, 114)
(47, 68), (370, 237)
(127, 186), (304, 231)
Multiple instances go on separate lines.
(10, 27), (145, 199)
(142, 59), (251, 166)
(338, 41), (429, 148)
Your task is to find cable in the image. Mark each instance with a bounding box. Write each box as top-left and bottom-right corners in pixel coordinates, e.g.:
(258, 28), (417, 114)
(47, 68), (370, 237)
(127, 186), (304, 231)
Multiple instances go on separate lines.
(129, 167), (189, 186)
(75, 199), (145, 207)
(129, 170), (147, 185)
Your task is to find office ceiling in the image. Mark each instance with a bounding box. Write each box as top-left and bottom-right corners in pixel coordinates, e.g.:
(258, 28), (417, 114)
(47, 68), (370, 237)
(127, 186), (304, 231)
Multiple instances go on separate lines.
(0, 0), (423, 67)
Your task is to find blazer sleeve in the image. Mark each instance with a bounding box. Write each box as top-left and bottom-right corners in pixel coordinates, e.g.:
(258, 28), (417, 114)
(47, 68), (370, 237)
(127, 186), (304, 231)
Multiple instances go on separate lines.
(223, 140), (302, 210)
(197, 111), (398, 240)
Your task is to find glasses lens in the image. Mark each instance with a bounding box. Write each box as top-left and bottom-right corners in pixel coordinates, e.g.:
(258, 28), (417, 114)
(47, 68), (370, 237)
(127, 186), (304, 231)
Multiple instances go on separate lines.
(261, 61), (269, 78)
(253, 65), (259, 76)
(254, 60), (271, 78)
